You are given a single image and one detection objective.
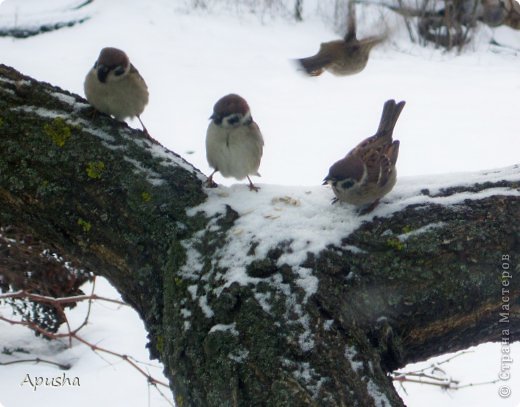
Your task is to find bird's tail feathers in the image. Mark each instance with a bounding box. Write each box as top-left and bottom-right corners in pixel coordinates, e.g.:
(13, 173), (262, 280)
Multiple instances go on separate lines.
(295, 55), (329, 76)
(376, 99), (405, 138)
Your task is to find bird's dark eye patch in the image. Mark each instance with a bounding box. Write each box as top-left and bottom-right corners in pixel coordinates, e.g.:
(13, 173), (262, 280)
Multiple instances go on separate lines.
(114, 66), (125, 76)
(226, 115), (240, 125)
(341, 180), (355, 189)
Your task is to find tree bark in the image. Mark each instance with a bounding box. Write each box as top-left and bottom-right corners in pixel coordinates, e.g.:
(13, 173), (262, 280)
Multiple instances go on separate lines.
(1, 64), (519, 406)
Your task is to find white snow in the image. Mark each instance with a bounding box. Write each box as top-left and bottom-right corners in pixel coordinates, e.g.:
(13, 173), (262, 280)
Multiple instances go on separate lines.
(208, 322), (238, 335)
(1, 0), (519, 406)
(285, 359), (329, 399)
(179, 166), (519, 330)
(148, 143), (206, 181)
(394, 344), (520, 407)
(367, 378), (392, 407)
(295, 267), (318, 303)
(85, 127), (116, 143)
(345, 345), (364, 373)
(186, 184), (362, 269)
(323, 319), (334, 331)
(0, 76), (16, 84)
(12, 105), (64, 119)
(123, 157), (165, 186)
(228, 349), (249, 363)
(0, 86), (15, 96)
(50, 91), (90, 110)
(398, 222), (446, 241)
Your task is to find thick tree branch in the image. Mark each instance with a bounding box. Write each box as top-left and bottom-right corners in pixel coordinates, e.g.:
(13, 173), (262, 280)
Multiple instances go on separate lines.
(0, 63), (207, 359)
(1, 64), (519, 406)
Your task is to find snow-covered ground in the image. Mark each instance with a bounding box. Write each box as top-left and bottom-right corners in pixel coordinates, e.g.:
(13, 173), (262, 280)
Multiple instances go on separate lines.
(1, 0), (519, 406)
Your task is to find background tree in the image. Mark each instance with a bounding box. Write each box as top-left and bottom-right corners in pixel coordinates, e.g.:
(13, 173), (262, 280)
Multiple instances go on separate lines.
(3, 1), (520, 51)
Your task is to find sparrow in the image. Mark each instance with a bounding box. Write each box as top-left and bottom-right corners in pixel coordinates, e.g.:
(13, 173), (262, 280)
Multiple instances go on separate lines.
(295, 0), (385, 76)
(84, 47), (150, 135)
(323, 99), (405, 213)
(205, 94), (264, 191)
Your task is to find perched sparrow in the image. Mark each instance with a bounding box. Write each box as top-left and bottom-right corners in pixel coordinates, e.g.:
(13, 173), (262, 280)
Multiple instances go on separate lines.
(206, 94), (264, 191)
(84, 47), (149, 134)
(295, 0), (385, 76)
(323, 99), (405, 213)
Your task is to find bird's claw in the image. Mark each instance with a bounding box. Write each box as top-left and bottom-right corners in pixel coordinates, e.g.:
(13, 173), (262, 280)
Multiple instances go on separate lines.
(206, 179), (218, 188)
(358, 200), (380, 215)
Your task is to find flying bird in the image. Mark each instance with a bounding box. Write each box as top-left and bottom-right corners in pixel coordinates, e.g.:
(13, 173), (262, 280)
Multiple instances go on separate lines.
(295, 0), (385, 77)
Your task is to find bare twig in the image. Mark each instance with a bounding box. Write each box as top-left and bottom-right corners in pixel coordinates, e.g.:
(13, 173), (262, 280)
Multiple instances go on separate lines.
(392, 372), (499, 390)
(458, 0), (479, 53)
(391, 350), (499, 390)
(70, 333), (169, 388)
(397, 0), (416, 42)
(0, 357), (71, 370)
(70, 276), (97, 334)
(0, 290), (127, 307)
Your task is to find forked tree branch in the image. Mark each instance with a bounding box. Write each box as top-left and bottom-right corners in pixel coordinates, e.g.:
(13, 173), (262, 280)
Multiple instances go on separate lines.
(1, 63), (519, 406)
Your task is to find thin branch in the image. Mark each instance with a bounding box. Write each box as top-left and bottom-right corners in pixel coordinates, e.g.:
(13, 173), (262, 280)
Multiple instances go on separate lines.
(70, 276), (97, 334)
(0, 314), (71, 338)
(151, 380), (175, 407)
(397, 0), (416, 43)
(70, 333), (169, 388)
(456, 379), (501, 389)
(0, 357), (71, 370)
(0, 290), (127, 307)
(391, 349), (499, 390)
(392, 373), (500, 390)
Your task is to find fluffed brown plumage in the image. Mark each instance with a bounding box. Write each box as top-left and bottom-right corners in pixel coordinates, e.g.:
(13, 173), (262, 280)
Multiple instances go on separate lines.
(323, 99), (405, 213)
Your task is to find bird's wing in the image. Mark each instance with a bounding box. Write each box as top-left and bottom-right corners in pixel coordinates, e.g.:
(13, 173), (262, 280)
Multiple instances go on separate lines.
(129, 64), (147, 87)
(378, 141), (399, 186)
(345, 0), (357, 42)
(357, 146), (383, 184)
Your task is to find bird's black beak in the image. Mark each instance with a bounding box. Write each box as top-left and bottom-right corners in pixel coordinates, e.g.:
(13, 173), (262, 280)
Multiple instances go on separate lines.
(322, 177), (330, 185)
(97, 65), (109, 83)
